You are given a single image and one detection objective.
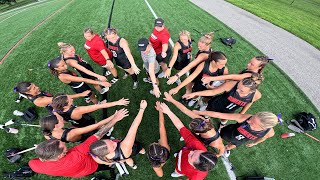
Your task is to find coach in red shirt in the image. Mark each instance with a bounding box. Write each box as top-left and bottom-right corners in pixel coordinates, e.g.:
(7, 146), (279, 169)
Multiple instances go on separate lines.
(159, 102), (217, 180)
(149, 18), (172, 78)
(28, 109), (128, 178)
(84, 28), (119, 84)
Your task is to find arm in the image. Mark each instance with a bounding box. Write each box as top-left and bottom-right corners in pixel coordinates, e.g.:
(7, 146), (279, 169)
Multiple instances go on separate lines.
(193, 110), (251, 123)
(66, 60), (106, 81)
(246, 128), (275, 147)
(120, 100), (147, 156)
(161, 43), (169, 57)
(169, 62), (204, 95)
(33, 96), (53, 107)
(239, 90), (261, 114)
(68, 90), (91, 99)
(72, 98), (129, 119)
(94, 108), (129, 139)
(155, 101), (170, 151)
(59, 73), (111, 87)
(101, 49), (114, 68)
(202, 72), (251, 84)
(149, 62), (161, 98)
(120, 39), (140, 74)
(165, 42), (181, 78)
(160, 103), (184, 131)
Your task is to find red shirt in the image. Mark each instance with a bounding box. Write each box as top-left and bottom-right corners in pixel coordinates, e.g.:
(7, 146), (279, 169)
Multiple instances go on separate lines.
(29, 136), (98, 178)
(175, 127), (208, 180)
(149, 26), (170, 54)
(84, 34), (113, 66)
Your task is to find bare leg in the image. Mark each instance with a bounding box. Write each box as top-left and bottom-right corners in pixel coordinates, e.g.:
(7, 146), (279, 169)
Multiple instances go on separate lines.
(159, 62), (168, 72)
(90, 92), (98, 104)
(185, 82), (193, 94)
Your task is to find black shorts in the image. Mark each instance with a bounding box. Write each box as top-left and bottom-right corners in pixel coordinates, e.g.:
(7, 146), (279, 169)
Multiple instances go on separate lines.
(192, 80), (207, 93)
(77, 64), (97, 80)
(156, 47), (172, 64)
(130, 141), (144, 157)
(206, 97), (235, 113)
(173, 57), (190, 70)
(220, 124), (244, 147)
(114, 57), (131, 69)
(71, 83), (92, 98)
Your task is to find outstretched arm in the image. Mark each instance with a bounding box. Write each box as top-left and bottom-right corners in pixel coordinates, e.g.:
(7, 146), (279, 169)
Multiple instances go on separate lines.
(155, 101), (170, 151)
(121, 39), (140, 74)
(192, 110), (251, 123)
(66, 59), (106, 81)
(160, 102), (184, 131)
(165, 42), (180, 78)
(120, 100), (147, 156)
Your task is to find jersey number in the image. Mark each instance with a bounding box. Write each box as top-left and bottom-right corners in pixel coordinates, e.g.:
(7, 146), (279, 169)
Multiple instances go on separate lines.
(187, 52), (191, 60)
(112, 50), (118, 58)
(235, 134), (245, 140)
(226, 103), (237, 110)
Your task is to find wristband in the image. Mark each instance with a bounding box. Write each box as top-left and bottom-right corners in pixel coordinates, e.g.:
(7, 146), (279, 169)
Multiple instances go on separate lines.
(153, 83), (158, 87)
(175, 74), (180, 78)
(168, 66), (171, 69)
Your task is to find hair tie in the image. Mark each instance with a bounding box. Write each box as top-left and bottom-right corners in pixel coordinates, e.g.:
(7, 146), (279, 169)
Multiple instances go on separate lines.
(13, 87), (18, 93)
(150, 156), (161, 161)
(197, 120), (206, 128)
(87, 152), (97, 158)
(277, 113), (283, 124)
(47, 62), (51, 68)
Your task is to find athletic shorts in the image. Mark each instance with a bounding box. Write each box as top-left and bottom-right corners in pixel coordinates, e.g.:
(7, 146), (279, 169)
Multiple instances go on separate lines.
(71, 83), (92, 99)
(192, 80), (207, 93)
(220, 124), (244, 147)
(77, 64), (97, 80)
(156, 47), (172, 64)
(130, 141), (144, 157)
(173, 57), (190, 70)
(114, 57), (131, 69)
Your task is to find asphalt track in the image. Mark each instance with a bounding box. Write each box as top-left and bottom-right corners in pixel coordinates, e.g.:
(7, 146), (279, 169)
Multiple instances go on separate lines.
(190, 0), (320, 111)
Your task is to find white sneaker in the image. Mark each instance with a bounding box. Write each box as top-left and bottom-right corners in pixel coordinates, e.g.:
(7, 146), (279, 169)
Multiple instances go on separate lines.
(5, 127), (19, 134)
(122, 73), (128, 79)
(129, 164), (137, 170)
(106, 126), (114, 136)
(157, 72), (165, 78)
(111, 78), (119, 84)
(84, 97), (91, 103)
(4, 119), (15, 126)
(199, 105), (207, 111)
(105, 70), (112, 76)
(175, 79), (181, 85)
(149, 90), (154, 95)
(223, 150), (231, 158)
(133, 81), (139, 89)
(174, 153), (178, 157)
(171, 172), (184, 178)
(0, 124), (4, 129)
(179, 136), (184, 141)
(143, 78), (152, 84)
(188, 99), (198, 107)
(100, 87), (109, 94)
(13, 110), (24, 116)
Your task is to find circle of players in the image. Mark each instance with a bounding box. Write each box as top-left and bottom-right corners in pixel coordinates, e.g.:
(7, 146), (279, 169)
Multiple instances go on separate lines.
(13, 18), (279, 179)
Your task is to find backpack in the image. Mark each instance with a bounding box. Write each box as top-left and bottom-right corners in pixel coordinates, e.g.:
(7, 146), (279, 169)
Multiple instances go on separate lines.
(291, 112), (317, 131)
(3, 166), (34, 179)
(220, 37), (236, 48)
(21, 108), (37, 122)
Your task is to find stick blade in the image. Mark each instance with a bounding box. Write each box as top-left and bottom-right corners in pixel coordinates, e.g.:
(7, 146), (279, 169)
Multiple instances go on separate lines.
(288, 124), (304, 133)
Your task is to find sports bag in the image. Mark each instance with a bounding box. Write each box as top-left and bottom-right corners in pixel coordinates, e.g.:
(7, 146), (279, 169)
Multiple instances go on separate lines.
(292, 112), (317, 131)
(220, 37), (236, 48)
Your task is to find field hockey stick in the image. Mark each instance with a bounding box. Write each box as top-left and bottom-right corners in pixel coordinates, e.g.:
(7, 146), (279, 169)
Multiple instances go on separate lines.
(288, 123), (320, 143)
(7, 145), (37, 157)
(5, 119), (40, 128)
(115, 163), (129, 176)
(107, 0), (116, 28)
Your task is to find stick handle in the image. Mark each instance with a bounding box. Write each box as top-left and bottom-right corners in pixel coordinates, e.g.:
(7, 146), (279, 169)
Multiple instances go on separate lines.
(14, 145), (37, 156)
(305, 133), (320, 143)
(21, 124), (41, 127)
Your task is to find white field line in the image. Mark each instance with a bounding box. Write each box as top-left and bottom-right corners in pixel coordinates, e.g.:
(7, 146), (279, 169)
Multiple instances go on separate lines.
(143, 0), (174, 47)
(143, 1), (236, 179)
(0, 9), (27, 23)
(0, 0), (52, 16)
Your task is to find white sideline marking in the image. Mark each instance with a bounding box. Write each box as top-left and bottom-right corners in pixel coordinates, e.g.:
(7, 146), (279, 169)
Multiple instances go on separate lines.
(0, 0), (52, 16)
(0, 9), (26, 23)
(143, 0), (174, 47)
(144, 1), (236, 179)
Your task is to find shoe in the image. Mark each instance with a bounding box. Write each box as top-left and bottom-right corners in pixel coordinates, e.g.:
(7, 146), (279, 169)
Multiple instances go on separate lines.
(13, 110), (24, 116)
(4, 119), (15, 126)
(223, 150), (231, 158)
(105, 70), (112, 76)
(199, 105), (207, 111)
(84, 97), (91, 103)
(174, 153), (178, 157)
(179, 136), (184, 141)
(157, 72), (165, 78)
(106, 126), (114, 136)
(171, 171), (184, 178)
(129, 164), (137, 170)
(149, 90), (154, 95)
(111, 78), (119, 84)
(133, 81), (139, 89)
(143, 78), (152, 84)
(218, 122), (226, 133)
(175, 79), (181, 85)
(100, 87), (109, 94)
(188, 99), (198, 107)
(0, 124), (4, 129)
(122, 73), (128, 79)
(139, 148), (146, 155)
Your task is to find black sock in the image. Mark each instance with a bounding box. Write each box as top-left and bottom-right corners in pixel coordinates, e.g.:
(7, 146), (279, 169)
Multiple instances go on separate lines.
(130, 74), (138, 82)
(114, 76), (119, 79)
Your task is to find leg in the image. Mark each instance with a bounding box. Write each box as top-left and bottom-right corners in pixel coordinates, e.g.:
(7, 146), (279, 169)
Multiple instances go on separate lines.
(89, 92), (98, 104)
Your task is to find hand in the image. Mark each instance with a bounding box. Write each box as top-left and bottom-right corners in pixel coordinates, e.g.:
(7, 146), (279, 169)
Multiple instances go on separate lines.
(113, 108), (129, 122)
(163, 92), (174, 102)
(159, 102), (171, 114)
(80, 90), (91, 97)
(164, 69), (171, 78)
(246, 143), (256, 148)
(140, 100), (147, 109)
(97, 75), (107, 82)
(167, 76), (178, 85)
(132, 64), (141, 75)
(201, 76), (212, 85)
(153, 86), (161, 98)
(99, 99), (107, 104)
(168, 88), (179, 95)
(106, 60), (114, 69)
(154, 101), (163, 112)
(101, 81), (112, 87)
(116, 98), (130, 106)
(161, 52), (167, 58)
(182, 93), (195, 99)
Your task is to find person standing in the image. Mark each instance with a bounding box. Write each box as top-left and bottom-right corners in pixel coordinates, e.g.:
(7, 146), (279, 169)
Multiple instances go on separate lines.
(149, 18), (172, 78)
(83, 28), (119, 84)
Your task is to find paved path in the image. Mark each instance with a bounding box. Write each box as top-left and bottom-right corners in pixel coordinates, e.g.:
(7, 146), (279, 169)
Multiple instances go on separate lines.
(190, 0), (320, 111)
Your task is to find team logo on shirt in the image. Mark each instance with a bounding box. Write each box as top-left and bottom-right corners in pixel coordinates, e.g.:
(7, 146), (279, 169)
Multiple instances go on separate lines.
(150, 33), (157, 40)
(84, 44), (91, 49)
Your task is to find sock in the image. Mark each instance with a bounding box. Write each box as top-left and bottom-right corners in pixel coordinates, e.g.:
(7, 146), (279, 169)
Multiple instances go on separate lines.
(221, 121), (228, 125)
(130, 74), (138, 82)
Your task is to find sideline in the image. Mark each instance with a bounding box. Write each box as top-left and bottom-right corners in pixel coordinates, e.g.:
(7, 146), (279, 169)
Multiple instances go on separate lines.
(0, 0), (74, 64)
(0, 0), (52, 16)
(143, 0), (236, 179)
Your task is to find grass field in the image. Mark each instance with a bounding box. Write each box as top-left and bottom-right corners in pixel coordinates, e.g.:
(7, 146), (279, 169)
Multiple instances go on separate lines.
(0, 0), (319, 179)
(226, 0), (320, 50)
(0, 0), (37, 13)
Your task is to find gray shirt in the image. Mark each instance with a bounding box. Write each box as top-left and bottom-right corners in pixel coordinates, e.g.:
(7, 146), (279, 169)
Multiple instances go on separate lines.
(140, 47), (160, 73)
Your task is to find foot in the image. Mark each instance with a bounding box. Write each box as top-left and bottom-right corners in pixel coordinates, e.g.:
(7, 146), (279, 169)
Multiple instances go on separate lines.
(188, 99), (198, 107)
(122, 73), (128, 79)
(129, 164), (137, 170)
(171, 171), (184, 178)
(222, 150), (231, 158)
(143, 78), (152, 84)
(133, 81), (139, 89)
(84, 97), (91, 103)
(110, 78), (119, 84)
(199, 104), (207, 111)
(218, 122), (226, 133)
(179, 136), (184, 141)
(149, 90), (154, 95)
(105, 70), (112, 76)
(157, 72), (165, 78)
(139, 148), (146, 155)
(175, 78), (181, 85)
(100, 87), (109, 94)
(13, 110), (24, 116)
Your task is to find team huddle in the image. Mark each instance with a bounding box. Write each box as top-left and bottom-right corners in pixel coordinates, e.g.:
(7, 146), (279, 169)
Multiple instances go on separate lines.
(14, 18), (280, 179)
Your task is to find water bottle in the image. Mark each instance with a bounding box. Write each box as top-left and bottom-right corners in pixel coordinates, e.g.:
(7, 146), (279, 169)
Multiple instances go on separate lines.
(281, 133), (295, 138)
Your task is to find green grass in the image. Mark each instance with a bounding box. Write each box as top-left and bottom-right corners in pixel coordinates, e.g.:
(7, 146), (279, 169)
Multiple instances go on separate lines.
(0, 0), (319, 179)
(226, 0), (320, 50)
(0, 0), (37, 13)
